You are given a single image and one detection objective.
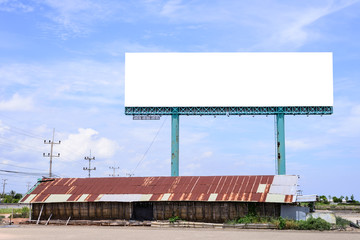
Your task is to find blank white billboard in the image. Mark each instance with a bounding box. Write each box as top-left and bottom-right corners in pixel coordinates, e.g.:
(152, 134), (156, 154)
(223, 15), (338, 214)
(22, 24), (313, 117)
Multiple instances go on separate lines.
(125, 52), (333, 107)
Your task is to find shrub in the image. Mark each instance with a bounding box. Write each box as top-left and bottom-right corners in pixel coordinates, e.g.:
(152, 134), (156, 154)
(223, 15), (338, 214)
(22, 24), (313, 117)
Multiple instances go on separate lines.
(278, 217), (286, 230)
(231, 216), (332, 231)
(7, 207), (30, 218)
(169, 216), (180, 223)
(237, 213), (259, 224)
(273, 217), (299, 230)
(284, 219), (300, 229)
(298, 217), (331, 231)
(336, 216), (351, 230)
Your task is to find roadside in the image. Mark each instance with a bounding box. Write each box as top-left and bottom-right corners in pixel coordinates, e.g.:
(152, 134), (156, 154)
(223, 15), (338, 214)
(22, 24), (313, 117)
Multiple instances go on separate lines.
(1, 225), (360, 240)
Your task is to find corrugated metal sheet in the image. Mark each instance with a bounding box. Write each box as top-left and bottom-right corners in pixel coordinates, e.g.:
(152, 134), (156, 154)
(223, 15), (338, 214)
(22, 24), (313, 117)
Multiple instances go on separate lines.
(296, 195), (317, 202)
(44, 194), (71, 203)
(20, 175), (298, 204)
(21, 194), (36, 203)
(99, 194), (145, 202)
(208, 193), (218, 201)
(272, 175), (298, 186)
(269, 185), (297, 195)
(77, 194), (89, 202)
(265, 193), (286, 203)
(160, 193), (171, 201)
(256, 184), (267, 193)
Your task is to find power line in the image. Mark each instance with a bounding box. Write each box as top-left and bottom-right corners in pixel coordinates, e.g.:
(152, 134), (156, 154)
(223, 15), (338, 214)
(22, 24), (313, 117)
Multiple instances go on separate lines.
(0, 117), (46, 140)
(3, 127), (44, 140)
(0, 161), (47, 171)
(0, 139), (45, 152)
(0, 118), (91, 161)
(0, 169), (52, 177)
(130, 116), (167, 175)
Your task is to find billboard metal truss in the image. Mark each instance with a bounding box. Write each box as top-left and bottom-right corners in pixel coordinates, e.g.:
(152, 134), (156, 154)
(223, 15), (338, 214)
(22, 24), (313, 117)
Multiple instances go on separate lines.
(126, 106), (333, 177)
(125, 106), (333, 116)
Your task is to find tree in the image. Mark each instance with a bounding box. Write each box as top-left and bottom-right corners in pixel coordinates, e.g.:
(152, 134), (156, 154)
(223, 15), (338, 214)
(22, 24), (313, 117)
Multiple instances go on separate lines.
(0, 191), (23, 203)
(319, 195), (329, 204)
(350, 194), (355, 202)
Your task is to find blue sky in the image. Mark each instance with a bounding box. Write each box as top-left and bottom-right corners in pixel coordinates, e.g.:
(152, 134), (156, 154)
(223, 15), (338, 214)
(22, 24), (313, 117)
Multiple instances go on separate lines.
(0, 0), (359, 200)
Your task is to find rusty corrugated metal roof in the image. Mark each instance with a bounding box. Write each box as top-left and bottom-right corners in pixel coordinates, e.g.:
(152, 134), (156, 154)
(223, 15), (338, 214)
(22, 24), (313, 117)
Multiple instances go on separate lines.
(20, 175), (298, 204)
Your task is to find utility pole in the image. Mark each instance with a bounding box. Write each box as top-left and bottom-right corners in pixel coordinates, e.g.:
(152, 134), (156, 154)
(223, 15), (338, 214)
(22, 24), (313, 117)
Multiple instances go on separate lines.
(26, 182), (31, 192)
(83, 150), (96, 178)
(43, 128), (61, 178)
(109, 166), (120, 177)
(1, 179), (7, 196)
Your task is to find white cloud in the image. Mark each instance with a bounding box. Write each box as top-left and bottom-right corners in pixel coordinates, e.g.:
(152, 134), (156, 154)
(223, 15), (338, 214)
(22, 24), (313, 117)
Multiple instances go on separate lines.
(184, 162), (200, 171)
(100, 41), (170, 57)
(181, 131), (208, 145)
(39, 0), (121, 39)
(201, 151), (213, 158)
(0, 0), (125, 39)
(0, 60), (123, 106)
(160, 0), (184, 16)
(286, 139), (319, 151)
(328, 102), (360, 137)
(143, 0), (359, 49)
(58, 128), (120, 162)
(0, 120), (10, 134)
(0, 93), (34, 111)
(286, 139), (309, 151)
(258, 0), (359, 49)
(0, 0), (34, 12)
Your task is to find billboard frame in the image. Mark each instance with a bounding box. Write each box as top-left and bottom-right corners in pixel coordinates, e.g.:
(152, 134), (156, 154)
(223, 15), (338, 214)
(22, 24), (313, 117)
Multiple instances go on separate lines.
(125, 106), (333, 116)
(125, 52), (333, 178)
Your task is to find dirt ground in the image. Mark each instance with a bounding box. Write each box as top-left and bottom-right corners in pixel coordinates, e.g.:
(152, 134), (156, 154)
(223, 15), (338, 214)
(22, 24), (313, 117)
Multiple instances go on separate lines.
(0, 225), (360, 240)
(0, 214), (27, 225)
(334, 211), (360, 224)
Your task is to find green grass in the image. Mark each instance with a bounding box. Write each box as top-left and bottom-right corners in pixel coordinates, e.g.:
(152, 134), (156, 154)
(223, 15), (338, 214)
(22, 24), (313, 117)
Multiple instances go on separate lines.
(297, 217), (331, 231)
(0, 207), (29, 218)
(228, 215), (332, 231)
(236, 213), (275, 224)
(169, 216), (181, 223)
(336, 216), (351, 230)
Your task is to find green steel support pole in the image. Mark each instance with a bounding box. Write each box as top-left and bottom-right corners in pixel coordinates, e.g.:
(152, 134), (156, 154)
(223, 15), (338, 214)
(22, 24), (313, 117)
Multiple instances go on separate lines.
(276, 113), (286, 175)
(171, 114), (179, 176)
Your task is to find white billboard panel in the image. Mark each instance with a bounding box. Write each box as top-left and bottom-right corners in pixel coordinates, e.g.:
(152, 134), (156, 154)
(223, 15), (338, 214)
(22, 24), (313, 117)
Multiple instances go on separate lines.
(125, 52), (333, 107)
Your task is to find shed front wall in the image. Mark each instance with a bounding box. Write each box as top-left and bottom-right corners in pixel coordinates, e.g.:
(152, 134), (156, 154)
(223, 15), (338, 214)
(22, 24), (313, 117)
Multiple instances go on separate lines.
(31, 201), (281, 223)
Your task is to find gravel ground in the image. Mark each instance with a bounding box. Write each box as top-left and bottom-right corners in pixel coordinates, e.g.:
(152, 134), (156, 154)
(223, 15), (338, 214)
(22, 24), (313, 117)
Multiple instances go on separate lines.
(1, 225), (360, 240)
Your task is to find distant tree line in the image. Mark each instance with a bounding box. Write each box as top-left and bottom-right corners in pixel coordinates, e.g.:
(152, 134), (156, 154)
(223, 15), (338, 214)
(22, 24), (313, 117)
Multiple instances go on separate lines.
(0, 191), (23, 203)
(318, 194), (359, 204)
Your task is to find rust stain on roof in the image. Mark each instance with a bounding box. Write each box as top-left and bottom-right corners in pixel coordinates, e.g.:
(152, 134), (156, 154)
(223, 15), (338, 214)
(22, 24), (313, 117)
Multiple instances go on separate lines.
(21, 175), (297, 204)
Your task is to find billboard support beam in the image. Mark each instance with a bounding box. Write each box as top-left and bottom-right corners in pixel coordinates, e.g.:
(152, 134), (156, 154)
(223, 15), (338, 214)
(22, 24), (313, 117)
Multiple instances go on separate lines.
(276, 113), (286, 175)
(171, 110), (179, 176)
(125, 106), (333, 116)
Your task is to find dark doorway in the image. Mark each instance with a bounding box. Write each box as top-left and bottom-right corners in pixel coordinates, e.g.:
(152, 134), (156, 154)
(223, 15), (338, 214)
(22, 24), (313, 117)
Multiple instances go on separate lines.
(132, 202), (153, 221)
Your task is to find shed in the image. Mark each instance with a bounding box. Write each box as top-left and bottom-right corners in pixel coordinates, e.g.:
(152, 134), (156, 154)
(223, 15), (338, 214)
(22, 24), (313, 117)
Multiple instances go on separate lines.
(21, 175), (299, 223)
